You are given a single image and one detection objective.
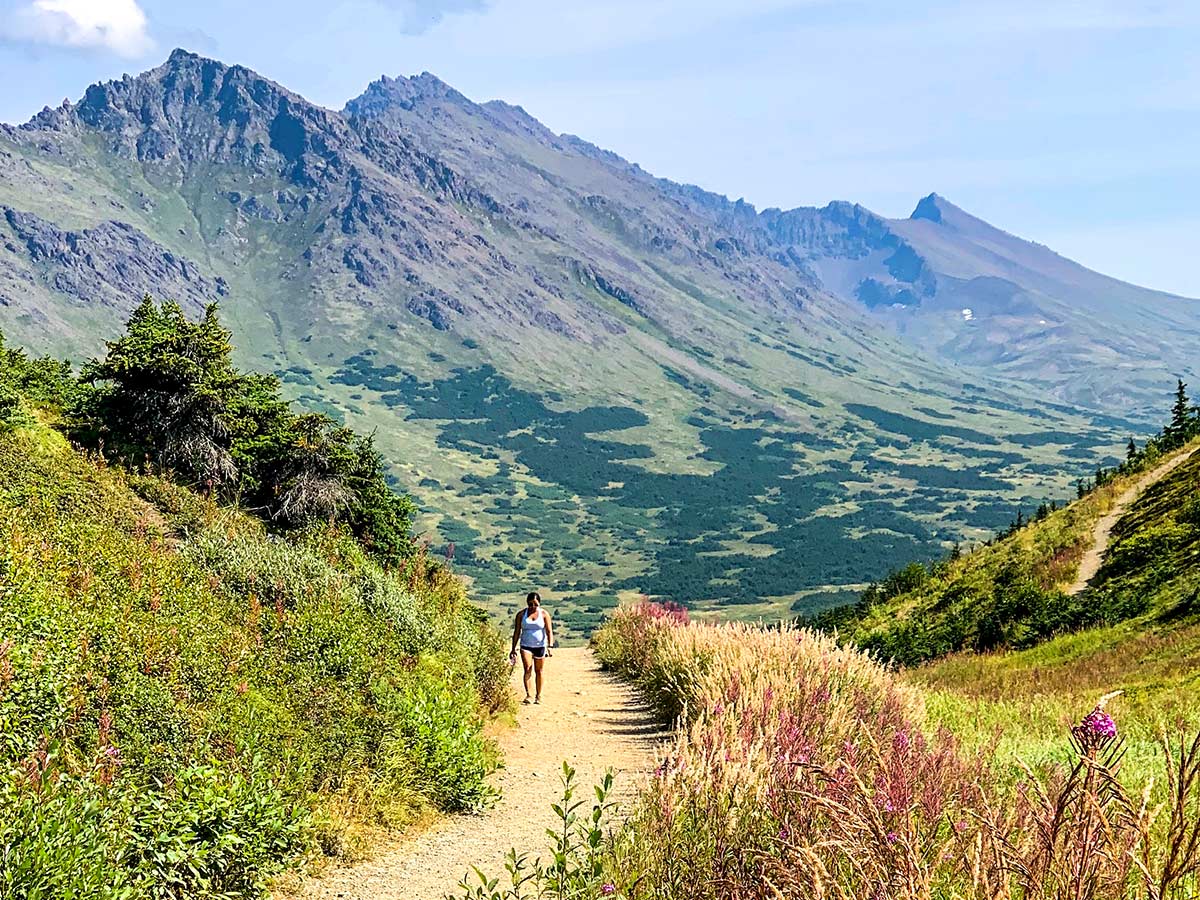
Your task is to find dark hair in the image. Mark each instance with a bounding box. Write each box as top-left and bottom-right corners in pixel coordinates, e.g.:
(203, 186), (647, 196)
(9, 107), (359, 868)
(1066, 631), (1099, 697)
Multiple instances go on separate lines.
(526, 591), (541, 603)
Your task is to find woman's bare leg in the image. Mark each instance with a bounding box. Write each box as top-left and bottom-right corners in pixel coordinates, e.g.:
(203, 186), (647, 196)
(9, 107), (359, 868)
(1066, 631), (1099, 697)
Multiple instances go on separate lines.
(520, 650), (534, 700)
(533, 655), (545, 700)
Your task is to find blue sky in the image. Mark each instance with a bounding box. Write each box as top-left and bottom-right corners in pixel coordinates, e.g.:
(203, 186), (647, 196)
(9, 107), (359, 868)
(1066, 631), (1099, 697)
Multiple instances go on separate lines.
(1, 0), (1197, 297)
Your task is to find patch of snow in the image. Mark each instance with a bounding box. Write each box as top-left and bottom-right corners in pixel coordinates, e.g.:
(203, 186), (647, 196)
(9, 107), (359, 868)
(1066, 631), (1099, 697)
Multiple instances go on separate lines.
(961, 308), (974, 321)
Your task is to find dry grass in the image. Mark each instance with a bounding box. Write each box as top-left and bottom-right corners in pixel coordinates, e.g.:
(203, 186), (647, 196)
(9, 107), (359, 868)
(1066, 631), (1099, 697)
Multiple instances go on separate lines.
(591, 603), (1200, 900)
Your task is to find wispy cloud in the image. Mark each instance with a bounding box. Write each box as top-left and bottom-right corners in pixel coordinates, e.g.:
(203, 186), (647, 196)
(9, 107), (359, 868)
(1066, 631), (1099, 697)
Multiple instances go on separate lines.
(1, 0), (153, 58)
(376, 0), (491, 35)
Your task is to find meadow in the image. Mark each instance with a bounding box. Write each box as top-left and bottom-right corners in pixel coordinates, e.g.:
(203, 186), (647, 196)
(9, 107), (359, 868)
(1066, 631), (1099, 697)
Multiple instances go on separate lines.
(325, 349), (1131, 638)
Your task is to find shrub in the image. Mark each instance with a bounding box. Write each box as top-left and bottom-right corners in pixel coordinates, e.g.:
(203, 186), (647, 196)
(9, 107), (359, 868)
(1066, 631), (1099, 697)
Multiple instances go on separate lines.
(0, 768), (129, 900)
(122, 763), (309, 899)
(376, 673), (497, 813)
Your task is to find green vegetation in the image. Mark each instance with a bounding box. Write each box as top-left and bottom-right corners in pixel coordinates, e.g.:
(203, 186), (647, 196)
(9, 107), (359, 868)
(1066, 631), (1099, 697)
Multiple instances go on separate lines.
(0, 308), (507, 897)
(336, 353), (1096, 631)
(913, 426), (1200, 769)
(817, 383), (1200, 665)
(73, 297), (415, 565)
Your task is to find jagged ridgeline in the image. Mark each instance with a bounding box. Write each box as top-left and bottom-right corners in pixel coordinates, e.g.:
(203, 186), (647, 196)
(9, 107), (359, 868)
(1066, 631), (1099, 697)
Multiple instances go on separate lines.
(2, 50), (1192, 632)
(0, 308), (508, 898)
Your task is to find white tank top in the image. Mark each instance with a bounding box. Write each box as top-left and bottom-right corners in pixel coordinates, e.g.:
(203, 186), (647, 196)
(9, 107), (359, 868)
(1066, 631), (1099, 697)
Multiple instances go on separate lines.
(520, 609), (547, 647)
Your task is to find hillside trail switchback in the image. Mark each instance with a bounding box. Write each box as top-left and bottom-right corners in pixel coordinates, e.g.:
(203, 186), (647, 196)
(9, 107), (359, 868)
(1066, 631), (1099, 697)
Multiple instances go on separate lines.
(285, 647), (667, 900)
(1066, 449), (1194, 596)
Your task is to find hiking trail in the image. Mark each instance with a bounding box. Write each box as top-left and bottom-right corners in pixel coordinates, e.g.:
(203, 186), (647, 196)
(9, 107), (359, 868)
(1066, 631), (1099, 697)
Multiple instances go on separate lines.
(1066, 449), (1194, 596)
(283, 647), (666, 900)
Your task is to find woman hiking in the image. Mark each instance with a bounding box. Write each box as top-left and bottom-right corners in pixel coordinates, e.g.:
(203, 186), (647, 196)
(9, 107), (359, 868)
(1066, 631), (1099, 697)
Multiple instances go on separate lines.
(510, 591), (554, 704)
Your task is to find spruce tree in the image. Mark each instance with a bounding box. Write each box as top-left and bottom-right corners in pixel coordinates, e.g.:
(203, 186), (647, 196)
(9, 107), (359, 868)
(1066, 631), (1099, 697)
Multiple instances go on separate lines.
(1127, 437), (1138, 461)
(1166, 379), (1194, 448)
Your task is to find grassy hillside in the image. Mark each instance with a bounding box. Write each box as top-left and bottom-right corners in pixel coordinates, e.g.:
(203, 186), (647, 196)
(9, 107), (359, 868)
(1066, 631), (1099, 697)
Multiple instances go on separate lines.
(815, 418), (1199, 665)
(913, 439), (1200, 767)
(0, 344), (507, 896)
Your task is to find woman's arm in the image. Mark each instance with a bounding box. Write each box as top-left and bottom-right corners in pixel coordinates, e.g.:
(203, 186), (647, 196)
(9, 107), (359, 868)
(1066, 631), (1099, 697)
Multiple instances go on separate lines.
(544, 611), (555, 654)
(510, 611), (522, 657)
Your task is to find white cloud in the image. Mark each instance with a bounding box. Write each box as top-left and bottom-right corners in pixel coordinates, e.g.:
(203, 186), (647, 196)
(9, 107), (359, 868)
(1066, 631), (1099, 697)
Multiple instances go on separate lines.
(3, 0), (153, 58)
(377, 0), (490, 35)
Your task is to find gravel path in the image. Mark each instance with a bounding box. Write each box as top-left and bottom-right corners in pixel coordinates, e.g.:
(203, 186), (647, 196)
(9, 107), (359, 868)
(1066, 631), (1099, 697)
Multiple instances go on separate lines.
(284, 647), (666, 900)
(1065, 449), (1194, 595)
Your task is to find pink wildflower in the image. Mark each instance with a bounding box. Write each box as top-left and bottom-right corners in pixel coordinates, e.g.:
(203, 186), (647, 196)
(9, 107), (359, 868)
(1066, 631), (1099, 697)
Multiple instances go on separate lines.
(1073, 704), (1118, 752)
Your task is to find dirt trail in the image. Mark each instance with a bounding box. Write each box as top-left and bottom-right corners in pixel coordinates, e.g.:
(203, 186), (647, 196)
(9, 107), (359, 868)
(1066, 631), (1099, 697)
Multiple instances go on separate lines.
(286, 648), (666, 900)
(1065, 450), (1193, 595)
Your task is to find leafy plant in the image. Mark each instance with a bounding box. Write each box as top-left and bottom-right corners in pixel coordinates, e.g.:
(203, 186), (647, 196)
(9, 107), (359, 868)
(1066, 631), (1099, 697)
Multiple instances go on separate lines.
(452, 763), (618, 900)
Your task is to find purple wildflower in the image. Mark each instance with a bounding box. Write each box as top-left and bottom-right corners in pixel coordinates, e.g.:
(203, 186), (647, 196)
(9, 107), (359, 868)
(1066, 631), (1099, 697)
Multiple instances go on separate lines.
(1082, 708), (1117, 739)
(600, 883), (616, 896)
(1072, 704), (1119, 752)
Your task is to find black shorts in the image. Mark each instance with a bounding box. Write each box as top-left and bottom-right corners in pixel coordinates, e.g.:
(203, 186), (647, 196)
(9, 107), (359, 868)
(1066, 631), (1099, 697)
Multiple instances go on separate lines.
(520, 645), (549, 659)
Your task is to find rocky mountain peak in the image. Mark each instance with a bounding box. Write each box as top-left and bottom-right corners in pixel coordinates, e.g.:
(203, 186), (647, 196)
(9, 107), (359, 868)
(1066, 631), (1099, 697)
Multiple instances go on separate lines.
(910, 192), (946, 223)
(345, 71), (470, 119)
(52, 49), (352, 178)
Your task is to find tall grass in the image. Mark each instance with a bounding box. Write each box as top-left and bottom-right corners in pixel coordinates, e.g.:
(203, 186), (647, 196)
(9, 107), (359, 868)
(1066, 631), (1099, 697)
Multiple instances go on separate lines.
(587, 602), (1200, 900)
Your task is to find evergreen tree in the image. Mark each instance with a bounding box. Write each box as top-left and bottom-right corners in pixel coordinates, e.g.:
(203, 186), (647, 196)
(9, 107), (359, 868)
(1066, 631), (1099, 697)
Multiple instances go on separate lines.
(1164, 379), (1196, 448)
(1127, 437), (1138, 461)
(74, 297), (248, 487)
(72, 297), (415, 564)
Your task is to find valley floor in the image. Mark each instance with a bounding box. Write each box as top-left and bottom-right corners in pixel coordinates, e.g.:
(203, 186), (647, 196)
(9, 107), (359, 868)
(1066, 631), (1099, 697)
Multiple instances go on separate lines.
(281, 648), (666, 900)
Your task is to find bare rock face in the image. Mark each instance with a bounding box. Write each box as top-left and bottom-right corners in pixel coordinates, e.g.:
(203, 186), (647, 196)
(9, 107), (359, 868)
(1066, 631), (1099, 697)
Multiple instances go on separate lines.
(2, 206), (222, 313)
(0, 49), (1196, 413)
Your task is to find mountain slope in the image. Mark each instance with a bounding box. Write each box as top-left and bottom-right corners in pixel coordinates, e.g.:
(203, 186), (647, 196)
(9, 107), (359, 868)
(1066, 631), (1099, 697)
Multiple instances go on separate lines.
(0, 50), (1163, 632)
(822, 425), (1200, 666)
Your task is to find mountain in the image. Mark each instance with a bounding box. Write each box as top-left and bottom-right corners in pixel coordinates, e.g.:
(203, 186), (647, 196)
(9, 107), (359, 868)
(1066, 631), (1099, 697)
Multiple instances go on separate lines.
(759, 192), (1200, 411)
(0, 50), (1180, 634)
(342, 72), (1199, 413)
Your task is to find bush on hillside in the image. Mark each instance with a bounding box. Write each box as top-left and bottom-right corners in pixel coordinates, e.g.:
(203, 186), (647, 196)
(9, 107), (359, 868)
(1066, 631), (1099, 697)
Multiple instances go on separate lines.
(70, 297), (415, 564)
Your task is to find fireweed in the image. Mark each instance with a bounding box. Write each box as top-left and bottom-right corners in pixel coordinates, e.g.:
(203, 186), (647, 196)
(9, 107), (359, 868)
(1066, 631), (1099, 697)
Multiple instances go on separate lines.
(584, 603), (1200, 900)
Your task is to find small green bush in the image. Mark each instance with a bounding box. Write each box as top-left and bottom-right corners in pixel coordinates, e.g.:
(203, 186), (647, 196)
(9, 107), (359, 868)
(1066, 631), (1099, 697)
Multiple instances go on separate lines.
(376, 673), (498, 812)
(123, 763), (309, 899)
(0, 770), (128, 900)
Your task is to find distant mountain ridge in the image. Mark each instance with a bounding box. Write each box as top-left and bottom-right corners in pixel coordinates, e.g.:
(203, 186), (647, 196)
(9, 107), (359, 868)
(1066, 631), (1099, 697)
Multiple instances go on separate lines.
(342, 67), (1199, 413)
(0, 49), (1189, 630)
